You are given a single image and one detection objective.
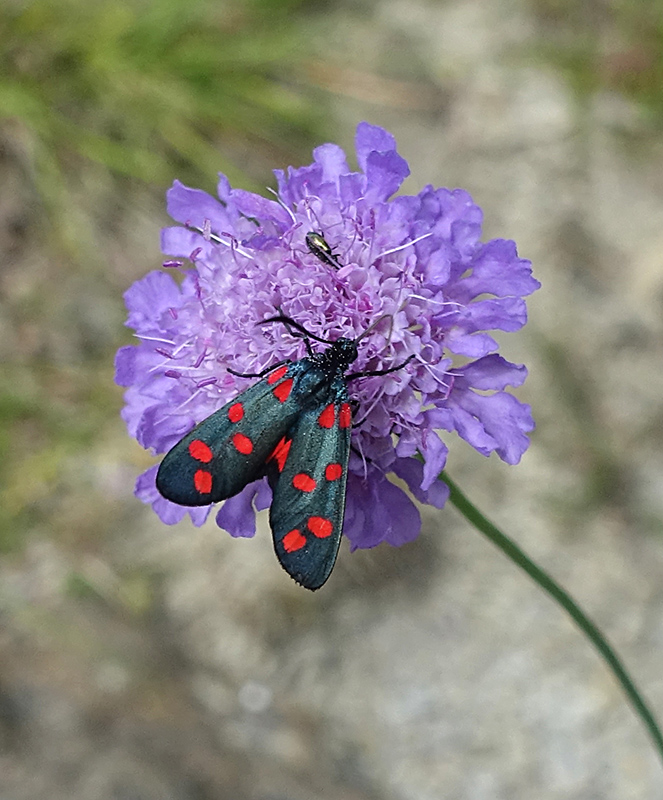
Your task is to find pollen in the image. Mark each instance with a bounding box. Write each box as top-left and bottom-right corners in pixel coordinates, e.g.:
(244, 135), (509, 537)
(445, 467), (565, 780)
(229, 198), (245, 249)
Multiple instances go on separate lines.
(194, 469), (212, 494)
(188, 439), (213, 463)
(232, 432), (253, 455)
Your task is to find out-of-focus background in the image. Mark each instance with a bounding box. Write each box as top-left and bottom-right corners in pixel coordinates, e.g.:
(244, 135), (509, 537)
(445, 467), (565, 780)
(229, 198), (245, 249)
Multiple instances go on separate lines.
(1, 0), (663, 797)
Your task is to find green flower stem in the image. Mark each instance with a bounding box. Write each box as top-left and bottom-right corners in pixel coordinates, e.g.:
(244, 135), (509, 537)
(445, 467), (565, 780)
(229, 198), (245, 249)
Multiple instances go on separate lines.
(442, 471), (663, 765)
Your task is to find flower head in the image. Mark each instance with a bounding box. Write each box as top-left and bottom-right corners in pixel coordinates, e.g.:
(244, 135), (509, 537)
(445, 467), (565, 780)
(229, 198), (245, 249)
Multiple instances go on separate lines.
(116, 122), (539, 549)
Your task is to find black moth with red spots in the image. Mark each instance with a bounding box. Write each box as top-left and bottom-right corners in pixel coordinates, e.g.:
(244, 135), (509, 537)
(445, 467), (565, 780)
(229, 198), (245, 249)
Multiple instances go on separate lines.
(156, 316), (411, 590)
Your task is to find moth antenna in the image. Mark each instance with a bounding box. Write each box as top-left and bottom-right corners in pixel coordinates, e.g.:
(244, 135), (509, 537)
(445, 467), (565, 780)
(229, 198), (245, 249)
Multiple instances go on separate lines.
(259, 315), (335, 345)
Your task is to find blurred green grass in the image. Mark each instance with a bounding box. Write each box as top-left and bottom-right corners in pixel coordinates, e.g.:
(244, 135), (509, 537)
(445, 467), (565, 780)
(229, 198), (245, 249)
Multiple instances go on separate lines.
(0, 0), (324, 244)
(0, 0), (327, 555)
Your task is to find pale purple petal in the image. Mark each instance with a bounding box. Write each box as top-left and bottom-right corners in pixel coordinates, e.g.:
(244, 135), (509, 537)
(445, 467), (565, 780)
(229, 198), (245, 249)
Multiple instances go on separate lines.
(355, 122), (398, 172)
(392, 458), (450, 509)
(136, 467), (211, 527)
(456, 239), (540, 300)
(452, 391), (535, 464)
(118, 121), (539, 563)
(216, 484), (260, 538)
(364, 150), (410, 203)
(123, 271), (181, 331)
(254, 478), (272, 511)
(166, 179), (233, 231)
(344, 469), (421, 550)
(419, 429), (448, 490)
(312, 143), (350, 185)
(457, 297), (529, 332)
(115, 346), (137, 387)
(458, 354), (528, 390)
(445, 330), (499, 357)
(230, 189), (291, 227)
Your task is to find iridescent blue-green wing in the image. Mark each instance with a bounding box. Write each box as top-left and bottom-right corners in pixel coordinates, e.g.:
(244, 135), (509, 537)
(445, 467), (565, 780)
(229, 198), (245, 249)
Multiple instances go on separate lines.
(267, 384), (352, 590)
(156, 363), (306, 505)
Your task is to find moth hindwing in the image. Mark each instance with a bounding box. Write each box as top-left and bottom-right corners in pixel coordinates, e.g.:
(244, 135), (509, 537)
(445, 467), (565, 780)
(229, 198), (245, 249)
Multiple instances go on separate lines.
(156, 315), (411, 590)
(266, 379), (352, 590)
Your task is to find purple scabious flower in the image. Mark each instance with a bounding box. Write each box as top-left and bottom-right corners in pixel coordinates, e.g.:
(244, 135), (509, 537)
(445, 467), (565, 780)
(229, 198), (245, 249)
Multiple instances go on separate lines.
(115, 122), (539, 550)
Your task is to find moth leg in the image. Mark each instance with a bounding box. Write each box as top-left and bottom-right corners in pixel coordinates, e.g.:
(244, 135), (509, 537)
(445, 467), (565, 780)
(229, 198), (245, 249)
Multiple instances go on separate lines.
(345, 354), (415, 382)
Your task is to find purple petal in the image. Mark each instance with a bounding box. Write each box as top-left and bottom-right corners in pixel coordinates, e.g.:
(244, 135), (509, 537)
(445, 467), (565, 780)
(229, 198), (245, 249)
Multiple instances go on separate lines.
(364, 150), (410, 203)
(160, 226), (212, 258)
(355, 122), (398, 172)
(253, 478), (273, 511)
(215, 483), (262, 538)
(312, 142), (350, 185)
(457, 239), (540, 300)
(452, 390), (535, 464)
(136, 466), (212, 526)
(166, 180), (233, 231)
(458, 354), (528, 390)
(445, 329), (499, 357)
(230, 188), (291, 227)
(115, 346), (137, 387)
(344, 469), (421, 550)
(458, 297), (528, 333)
(135, 404), (194, 452)
(273, 163), (323, 207)
(418, 429), (448, 490)
(392, 458), (450, 509)
(123, 271), (181, 331)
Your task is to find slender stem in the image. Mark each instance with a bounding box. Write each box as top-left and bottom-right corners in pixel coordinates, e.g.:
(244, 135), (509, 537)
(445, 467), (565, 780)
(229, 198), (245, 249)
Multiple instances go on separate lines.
(442, 471), (663, 765)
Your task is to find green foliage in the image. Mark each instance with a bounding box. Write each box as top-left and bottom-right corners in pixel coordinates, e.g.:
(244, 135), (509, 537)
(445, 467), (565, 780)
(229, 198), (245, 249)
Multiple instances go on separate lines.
(0, 0), (323, 223)
(0, 0), (332, 556)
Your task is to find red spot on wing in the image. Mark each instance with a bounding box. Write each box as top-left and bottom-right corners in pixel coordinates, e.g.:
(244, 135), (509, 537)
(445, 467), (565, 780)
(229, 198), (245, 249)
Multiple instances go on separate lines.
(268, 437), (292, 472)
(325, 463), (343, 481)
(282, 529), (306, 552)
(272, 378), (293, 403)
(232, 432), (253, 454)
(308, 516), (333, 538)
(194, 469), (212, 494)
(293, 473), (316, 492)
(228, 402), (244, 422)
(339, 403), (352, 428)
(267, 365), (288, 384)
(318, 403), (335, 428)
(189, 439), (213, 463)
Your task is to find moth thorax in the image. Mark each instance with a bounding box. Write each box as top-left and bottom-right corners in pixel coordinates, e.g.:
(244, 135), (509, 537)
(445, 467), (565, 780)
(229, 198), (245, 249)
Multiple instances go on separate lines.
(327, 338), (358, 371)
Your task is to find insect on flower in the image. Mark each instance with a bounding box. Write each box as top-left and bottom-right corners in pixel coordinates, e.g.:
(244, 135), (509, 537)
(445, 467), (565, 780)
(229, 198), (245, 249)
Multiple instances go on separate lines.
(305, 231), (343, 270)
(156, 315), (412, 590)
(116, 121), (539, 576)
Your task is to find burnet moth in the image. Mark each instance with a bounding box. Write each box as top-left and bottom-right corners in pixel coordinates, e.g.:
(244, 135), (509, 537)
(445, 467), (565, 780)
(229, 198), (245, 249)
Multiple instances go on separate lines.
(305, 231), (343, 270)
(156, 315), (412, 590)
